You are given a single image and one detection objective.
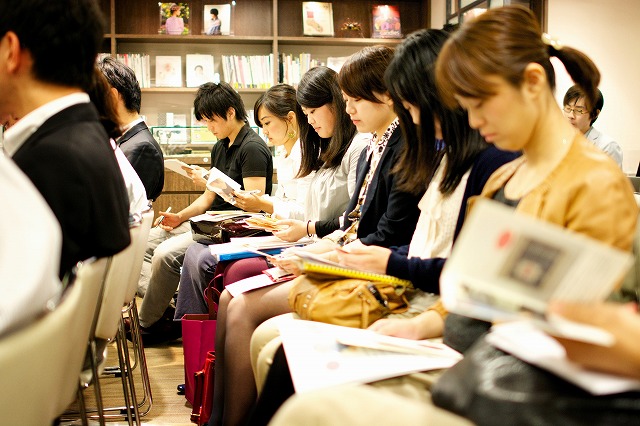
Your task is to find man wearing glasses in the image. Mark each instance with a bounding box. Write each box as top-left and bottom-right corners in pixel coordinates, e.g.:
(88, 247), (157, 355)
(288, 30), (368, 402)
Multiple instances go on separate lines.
(563, 85), (623, 167)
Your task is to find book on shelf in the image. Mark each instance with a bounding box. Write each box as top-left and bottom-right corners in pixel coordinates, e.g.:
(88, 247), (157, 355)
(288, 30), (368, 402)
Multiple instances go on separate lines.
(155, 56), (183, 87)
(440, 198), (633, 345)
(302, 2), (334, 37)
(292, 251), (412, 286)
(372, 5), (402, 39)
(159, 2), (190, 35)
(204, 4), (232, 35)
(115, 53), (151, 88)
(221, 54), (273, 89)
(186, 54), (215, 87)
(326, 56), (349, 73)
(279, 53), (322, 86)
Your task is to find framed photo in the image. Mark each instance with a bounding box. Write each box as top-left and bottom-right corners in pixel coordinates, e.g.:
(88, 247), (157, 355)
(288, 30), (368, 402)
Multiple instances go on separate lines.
(159, 2), (190, 35)
(372, 5), (402, 39)
(302, 2), (334, 37)
(186, 54), (215, 87)
(155, 56), (183, 87)
(204, 4), (233, 35)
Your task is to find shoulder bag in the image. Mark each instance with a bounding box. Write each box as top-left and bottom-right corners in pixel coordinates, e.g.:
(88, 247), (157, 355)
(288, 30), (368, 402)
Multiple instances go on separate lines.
(288, 275), (410, 329)
(431, 336), (640, 426)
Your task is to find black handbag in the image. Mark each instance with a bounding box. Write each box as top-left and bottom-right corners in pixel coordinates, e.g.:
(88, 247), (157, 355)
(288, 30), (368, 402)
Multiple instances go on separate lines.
(431, 336), (640, 426)
(189, 214), (269, 244)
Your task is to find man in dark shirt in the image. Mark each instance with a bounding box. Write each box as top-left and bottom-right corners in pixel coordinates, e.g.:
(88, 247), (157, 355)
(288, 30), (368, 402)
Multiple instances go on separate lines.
(0, 0), (130, 279)
(98, 56), (165, 201)
(137, 82), (272, 341)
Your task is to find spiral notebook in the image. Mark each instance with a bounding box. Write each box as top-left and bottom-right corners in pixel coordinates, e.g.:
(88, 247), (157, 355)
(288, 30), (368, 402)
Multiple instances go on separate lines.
(293, 251), (411, 286)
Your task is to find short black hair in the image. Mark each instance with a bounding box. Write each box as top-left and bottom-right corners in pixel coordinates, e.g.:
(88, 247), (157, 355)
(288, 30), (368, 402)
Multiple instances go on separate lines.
(0, 0), (105, 92)
(193, 82), (248, 122)
(211, 8), (218, 15)
(97, 56), (142, 113)
(563, 84), (604, 125)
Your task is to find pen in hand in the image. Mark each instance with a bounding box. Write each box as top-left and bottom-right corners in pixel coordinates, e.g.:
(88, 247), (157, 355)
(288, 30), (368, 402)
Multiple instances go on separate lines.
(155, 206), (172, 228)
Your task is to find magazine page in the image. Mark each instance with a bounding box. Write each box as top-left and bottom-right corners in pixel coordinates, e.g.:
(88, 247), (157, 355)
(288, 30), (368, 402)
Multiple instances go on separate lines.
(440, 198), (633, 334)
(279, 320), (461, 393)
(164, 159), (196, 178)
(206, 167), (241, 203)
(487, 322), (640, 395)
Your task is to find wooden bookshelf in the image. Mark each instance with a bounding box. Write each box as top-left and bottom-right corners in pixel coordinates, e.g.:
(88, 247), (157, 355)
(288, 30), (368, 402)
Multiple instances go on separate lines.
(99, 0), (429, 215)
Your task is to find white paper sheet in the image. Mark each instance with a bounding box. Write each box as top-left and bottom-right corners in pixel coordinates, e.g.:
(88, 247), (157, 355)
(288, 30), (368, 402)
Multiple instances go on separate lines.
(279, 320), (461, 393)
(487, 322), (640, 395)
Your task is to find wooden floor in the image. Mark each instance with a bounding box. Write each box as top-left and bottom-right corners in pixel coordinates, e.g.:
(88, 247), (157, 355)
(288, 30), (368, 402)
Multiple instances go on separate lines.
(66, 338), (194, 425)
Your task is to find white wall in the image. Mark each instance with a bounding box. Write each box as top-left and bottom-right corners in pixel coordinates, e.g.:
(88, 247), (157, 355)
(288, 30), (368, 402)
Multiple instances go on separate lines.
(548, 0), (640, 173)
(430, 0), (640, 173)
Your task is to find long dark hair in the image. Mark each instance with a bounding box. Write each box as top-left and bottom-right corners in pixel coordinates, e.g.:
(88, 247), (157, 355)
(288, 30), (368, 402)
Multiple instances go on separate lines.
(385, 29), (487, 196)
(295, 66), (357, 177)
(436, 5), (600, 111)
(88, 66), (123, 141)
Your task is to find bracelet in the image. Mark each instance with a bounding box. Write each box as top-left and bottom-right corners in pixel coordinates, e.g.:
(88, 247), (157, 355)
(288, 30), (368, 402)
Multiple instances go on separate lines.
(306, 220), (312, 237)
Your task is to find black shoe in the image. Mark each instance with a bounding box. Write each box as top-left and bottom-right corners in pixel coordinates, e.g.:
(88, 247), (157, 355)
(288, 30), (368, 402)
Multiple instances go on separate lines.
(138, 316), (182, 346)
(177, 384), (185, 395)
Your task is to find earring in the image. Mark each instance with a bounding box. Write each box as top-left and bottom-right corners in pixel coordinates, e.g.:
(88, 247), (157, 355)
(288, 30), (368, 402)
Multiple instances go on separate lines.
(287, 129), (297, 139)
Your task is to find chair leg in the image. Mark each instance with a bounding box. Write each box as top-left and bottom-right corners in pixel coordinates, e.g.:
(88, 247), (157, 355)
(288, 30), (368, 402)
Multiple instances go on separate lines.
(75, 386), (89, 426)
(114, 320), (135, 424)
(87, 339), (106, 426)
(129, 299), (153, 414)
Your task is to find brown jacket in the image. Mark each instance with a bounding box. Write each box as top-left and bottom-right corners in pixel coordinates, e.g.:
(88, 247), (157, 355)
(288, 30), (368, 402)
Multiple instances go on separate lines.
(468, 136), (637, 252)
(430, 136), (637, 321)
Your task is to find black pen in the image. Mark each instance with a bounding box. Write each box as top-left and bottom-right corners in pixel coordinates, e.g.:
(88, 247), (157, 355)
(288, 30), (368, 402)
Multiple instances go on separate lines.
(155, 206), (172, 228)
(367, 284), (389, 309)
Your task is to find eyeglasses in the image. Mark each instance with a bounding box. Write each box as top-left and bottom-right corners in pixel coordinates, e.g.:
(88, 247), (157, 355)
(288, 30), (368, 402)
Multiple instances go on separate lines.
(563, 106), (589, 115)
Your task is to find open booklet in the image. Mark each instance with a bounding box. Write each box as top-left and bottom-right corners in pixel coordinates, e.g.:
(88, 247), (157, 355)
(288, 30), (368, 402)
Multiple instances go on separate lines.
(279, 320), (461, 393)
(291, 251), (412, 287)
(440, 198), (633, 345)
(164, 158), (198, 178)
(206, 167), (241, 203)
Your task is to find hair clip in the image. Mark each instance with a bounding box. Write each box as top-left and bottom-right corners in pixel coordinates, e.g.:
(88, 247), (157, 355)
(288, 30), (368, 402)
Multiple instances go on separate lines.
(541, 33), (563, 51)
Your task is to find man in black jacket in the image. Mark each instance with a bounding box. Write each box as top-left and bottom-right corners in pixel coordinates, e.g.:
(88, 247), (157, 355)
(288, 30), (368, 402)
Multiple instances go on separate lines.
(98, 56), (165, 201)
(0, 0), (131, 279)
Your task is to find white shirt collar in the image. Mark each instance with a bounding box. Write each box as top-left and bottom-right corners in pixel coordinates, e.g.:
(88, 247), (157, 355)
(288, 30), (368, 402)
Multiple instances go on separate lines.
(3, 93), (90, 157)
(120, 117), (145, 135)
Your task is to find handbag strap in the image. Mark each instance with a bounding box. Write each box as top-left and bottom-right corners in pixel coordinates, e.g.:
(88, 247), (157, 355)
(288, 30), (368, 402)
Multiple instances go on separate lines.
(203, 261), (229, 320)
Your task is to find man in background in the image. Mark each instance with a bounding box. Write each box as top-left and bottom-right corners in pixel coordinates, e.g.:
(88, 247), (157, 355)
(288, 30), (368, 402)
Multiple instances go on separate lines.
(0, 0), (131, 278)
(98, 56), (165, 201)
(563, 85), (623, 167)
(137, 82), (273, 344)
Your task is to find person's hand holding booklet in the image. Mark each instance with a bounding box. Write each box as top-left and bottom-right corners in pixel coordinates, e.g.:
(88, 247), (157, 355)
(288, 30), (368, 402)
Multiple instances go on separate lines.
(440, 198), (634, 345)
(206, 167), (241, 204)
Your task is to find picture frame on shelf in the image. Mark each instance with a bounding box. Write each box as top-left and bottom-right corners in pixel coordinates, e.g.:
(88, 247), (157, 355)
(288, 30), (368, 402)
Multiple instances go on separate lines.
(372, 5), (402, 39)
(204, 3), (233, 35)
(302, 2), (334, 37)
(159, 2), (190, 35)
(186, 54), (215, 87)
(155, 55), (183, 87)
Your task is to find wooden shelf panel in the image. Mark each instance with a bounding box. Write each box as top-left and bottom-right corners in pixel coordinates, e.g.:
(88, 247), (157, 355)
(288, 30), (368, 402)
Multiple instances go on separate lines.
(277, 36), (403, 46)
(114, 34), (274, 45)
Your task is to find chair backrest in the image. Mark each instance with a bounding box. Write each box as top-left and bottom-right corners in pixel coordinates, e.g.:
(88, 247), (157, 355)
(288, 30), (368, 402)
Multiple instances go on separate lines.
(123, 210), (154, 305)
(0, 257), (108, 425)
(95, 223), (141, 340)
